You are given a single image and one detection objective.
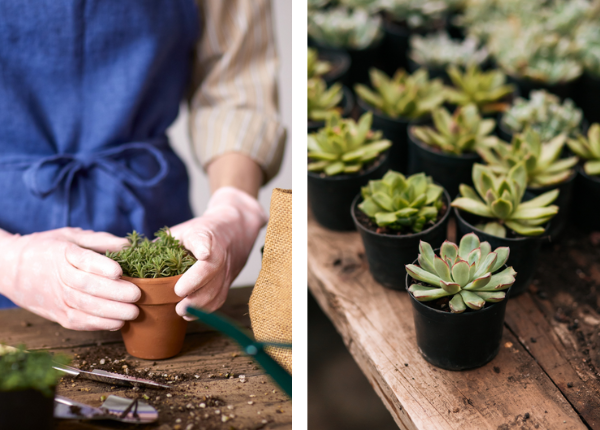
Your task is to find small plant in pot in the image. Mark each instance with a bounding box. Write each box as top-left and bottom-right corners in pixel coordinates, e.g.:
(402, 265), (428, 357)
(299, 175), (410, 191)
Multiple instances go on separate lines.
(308, 6), (384, 84)
(308, 112), (392, 231)
(500, 90), (583, 142)
(409, 103), (498, 196)
(351, 170), (451, 290)
(0, 345), (70, 430)
(444, 65), (516, 115)
(478, 128), (577, 239)
(408, 33), (489, 80)
(567, 124), (600, 231)
(451, 163), (559, 295)
(308, 77), (353, 133)
(405, 234), (516, 370)
(308, 46), (351, 86)
(354, 67), (446, 172)
(106, 228), (196, 360)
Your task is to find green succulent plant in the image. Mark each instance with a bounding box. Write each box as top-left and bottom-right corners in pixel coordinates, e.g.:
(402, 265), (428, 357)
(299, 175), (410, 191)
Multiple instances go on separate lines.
(451, 163), (559, 237)
(445, 65), (515, 114)
(575, 22), (600, 77)
(502, 90), (583, 142)
(567, 123), (600, 176)
(308, 78), (343, 122)
(488, 22), (582, 84)
(410, 33), (489, 69)
(410, 104), (498, 155)
(478, 128), (577, 188)
(308, 7), (383, 50)
(308, 48), (332, 80)
(355, 68), (446, 119)
(0, 345), (70, 397)
(406, 234), (516, 313)
(358, 170), (444, 233)
(106, 228), (196, 278)
(308, 112), (391, 176)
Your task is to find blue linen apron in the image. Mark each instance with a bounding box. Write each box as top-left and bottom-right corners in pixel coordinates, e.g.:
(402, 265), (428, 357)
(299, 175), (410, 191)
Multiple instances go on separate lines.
(0, 1), (200, 307)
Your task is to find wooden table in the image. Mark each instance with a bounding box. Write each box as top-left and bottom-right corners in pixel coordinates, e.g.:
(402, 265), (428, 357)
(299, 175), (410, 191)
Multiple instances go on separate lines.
(0, 287), (292, 430)
(308, 215), (600, 430)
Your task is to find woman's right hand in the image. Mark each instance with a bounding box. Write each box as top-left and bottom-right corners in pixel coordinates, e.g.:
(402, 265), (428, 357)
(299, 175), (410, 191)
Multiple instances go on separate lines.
(0, 227), (141, 331)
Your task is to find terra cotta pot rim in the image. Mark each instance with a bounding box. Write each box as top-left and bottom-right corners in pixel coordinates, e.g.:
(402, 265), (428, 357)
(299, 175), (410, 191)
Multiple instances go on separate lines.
(405, 253), (511, 317)
(351, 186), (452, 240)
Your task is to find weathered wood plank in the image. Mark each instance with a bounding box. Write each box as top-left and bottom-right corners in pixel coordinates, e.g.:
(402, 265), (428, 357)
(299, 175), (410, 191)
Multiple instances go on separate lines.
(0, 287), (251, 350)
(308, 216), (586, 430)
(0, 287), (291, 429)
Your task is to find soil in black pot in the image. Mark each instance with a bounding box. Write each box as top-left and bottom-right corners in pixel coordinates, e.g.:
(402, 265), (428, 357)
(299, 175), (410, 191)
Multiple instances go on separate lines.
(352, 189), (451, 290)
(308, 151), (390, 231)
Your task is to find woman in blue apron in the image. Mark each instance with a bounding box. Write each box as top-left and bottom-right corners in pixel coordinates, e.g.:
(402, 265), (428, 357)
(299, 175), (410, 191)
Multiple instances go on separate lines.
(0, 1), (284, 330)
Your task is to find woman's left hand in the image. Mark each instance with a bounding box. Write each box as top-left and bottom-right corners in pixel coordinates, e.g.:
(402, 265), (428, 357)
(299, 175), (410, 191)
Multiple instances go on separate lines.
(169, 186), (267, 317)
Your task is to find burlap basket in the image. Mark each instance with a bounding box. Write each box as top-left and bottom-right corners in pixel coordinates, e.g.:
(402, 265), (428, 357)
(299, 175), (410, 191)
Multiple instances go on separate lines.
(249, 188), (292, 373)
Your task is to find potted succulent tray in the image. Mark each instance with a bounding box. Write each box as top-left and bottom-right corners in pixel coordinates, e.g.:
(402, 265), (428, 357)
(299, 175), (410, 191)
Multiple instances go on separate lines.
(351, 170), (451, 290)
(408, 103), (497, 197)
(478, 128), (578, 240)
(0, 345), (70, 430)
(106, 228), (196, 360)
(405, 234), (516, 370)
(451, 163), (559, 296)
(308, 112), (391, 231)
(354, 67), (445, 173)
(307, 77), (354, 134)
(567, 124), (600, 231)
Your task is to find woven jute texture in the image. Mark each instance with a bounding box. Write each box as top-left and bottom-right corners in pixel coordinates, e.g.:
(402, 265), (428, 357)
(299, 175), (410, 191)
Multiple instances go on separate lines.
(249, 188), (292, 373)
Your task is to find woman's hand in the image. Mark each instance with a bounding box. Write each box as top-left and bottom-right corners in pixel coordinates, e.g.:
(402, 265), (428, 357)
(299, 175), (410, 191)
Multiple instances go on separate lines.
(169, 186), (267, 317)
(0, 228), (140, 331)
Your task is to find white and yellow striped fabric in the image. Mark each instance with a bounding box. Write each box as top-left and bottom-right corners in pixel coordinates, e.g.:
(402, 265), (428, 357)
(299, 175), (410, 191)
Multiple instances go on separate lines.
(189, 0), (286, 183)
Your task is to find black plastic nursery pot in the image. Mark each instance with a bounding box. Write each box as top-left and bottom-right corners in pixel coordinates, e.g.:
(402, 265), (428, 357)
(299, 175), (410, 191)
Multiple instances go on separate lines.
(318, 48), (351, 87)
(406, 266), (510, 371)
(309, 38), (383, 86)
(454, 207), (547, 297)
(572, 164), (600, 232)
(308, 85), (354, 133)
(357, 96), (428, 174)
(574, 73), (600, 126)
(352, 188), (451, 290)
(308, 151), (390, 231)
(506, 74), (578, 101)
(526, 172), (575, 241)
(407, 58), (450, 84)
(0, 388), (55, 430)
(408, 128), (480, 197)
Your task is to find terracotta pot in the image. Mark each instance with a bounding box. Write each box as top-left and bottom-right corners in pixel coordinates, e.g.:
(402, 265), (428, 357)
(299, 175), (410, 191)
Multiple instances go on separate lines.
(120, 274), (187, 360)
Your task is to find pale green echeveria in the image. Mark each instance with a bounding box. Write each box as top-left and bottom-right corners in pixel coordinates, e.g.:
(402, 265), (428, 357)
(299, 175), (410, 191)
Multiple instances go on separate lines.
(411, 104), (498, 155)
(478, 128), (577, 188)
(575, 22), (600, 78)
(358, 171), (444, 233)
(308, 48), (332, 80)
(488, 22), (582, 84)
(567, 123), (600, 176)
(451, 163), (559, 238)
(407, 233), (516, 313)
(308, 78), (343, 122)
(308, 112), (391, 176)
(308, 7), (383, 50)
(355, 68), (446, 119)
(502, 90), (583, 142)
(445, 64), (515, 114)
(410, 33), (488, 69)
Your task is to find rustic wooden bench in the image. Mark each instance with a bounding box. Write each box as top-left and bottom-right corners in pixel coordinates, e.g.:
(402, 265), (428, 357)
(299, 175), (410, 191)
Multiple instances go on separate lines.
(308, 214), (600, 430)
(0, 286), (291, 430)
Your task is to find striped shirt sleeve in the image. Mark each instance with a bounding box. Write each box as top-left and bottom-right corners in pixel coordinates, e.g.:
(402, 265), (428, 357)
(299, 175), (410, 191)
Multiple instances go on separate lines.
(189, 0), (286, 183)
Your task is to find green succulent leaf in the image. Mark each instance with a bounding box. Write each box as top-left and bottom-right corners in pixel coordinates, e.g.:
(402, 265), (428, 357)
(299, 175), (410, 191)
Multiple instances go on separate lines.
(451, 260), (471, 286)
(406, 264), (443, 287)
(449, 294), (467, 313)
(460, 290), (486, 310)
